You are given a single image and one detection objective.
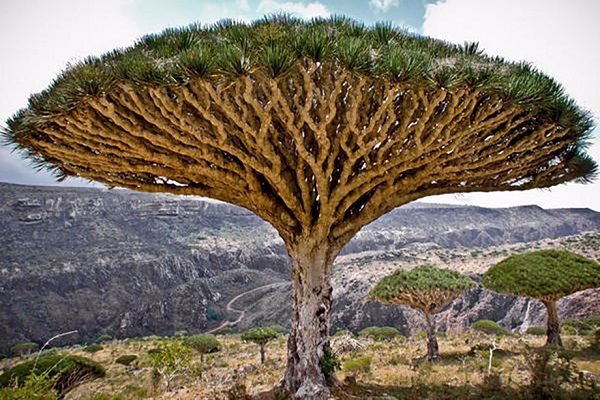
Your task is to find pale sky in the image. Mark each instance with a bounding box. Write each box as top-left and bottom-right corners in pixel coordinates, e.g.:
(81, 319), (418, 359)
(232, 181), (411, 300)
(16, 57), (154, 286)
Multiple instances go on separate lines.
(0, 0), (598, 210)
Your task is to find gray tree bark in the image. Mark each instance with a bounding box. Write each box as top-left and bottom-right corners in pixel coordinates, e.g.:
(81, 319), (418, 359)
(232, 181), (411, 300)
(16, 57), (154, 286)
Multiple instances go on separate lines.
(543, 299), (563, 346)
(282, 239), (336, 400)
(424, 312), (439, 362)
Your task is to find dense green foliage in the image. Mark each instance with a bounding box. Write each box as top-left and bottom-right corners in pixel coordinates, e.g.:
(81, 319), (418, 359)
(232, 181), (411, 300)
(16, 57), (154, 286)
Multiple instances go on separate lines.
(240, 327), (281, 344)
(183, 334), (221, 355)
(368, 266), (476, 303)
(3, 15), (595, 181)
(358, 326), (403, 341)
(114, 355), (138, 366)
(83, 344), (103, 353)
(481, 250), (600, 300)
(147, 342), (194, 389)
(319, 348), (341, 382)
(95, 335), (113, 343)
(526, 326), (547, 336)
(471, 320), (503, 335)
(343, 357), (371, 374)
(0, 354), (105, 389)
(560, 319), (593, 335)
(10, 342), (39, 356)
(0, 372), (57, 400)
(583, 316), (600, 328)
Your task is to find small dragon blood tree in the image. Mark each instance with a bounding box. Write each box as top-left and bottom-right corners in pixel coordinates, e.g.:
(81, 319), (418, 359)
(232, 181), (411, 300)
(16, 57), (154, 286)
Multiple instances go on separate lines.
(369, 266), (475, 361)
(241, 326), (281, 364)
(482, 249), (600, 346)
(2, 15), (596, 399)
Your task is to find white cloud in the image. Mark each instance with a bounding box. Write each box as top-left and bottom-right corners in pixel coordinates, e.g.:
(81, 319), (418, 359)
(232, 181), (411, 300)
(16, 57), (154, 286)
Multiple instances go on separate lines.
(257, 0), (330, 19)
(0, 0), (141, 186)
(369, 0), (400, 12)
(421, 0), (600, 210)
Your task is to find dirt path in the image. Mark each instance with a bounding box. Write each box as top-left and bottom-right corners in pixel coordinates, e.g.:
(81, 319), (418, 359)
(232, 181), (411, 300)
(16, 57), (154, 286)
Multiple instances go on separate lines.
(205, 281), (288, 334)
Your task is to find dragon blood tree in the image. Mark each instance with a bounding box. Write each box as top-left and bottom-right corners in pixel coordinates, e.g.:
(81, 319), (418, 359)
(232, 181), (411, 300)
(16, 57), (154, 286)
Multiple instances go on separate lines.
(369, 266), (475, 361)
(482, 249), (600, 347)
(2, 15), (596, 398)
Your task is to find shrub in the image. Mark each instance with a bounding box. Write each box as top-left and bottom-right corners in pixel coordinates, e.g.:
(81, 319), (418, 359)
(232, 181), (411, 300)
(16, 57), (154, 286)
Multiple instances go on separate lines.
(320, 348), (340, 382)
(358, 326), (402, 341)
(83, 344), (103, 353)
(268, 325), (287, 335)
(0, 372), (57, 400)
(173, 330), (188, 338)
(471, 320), (502, 335)
(10, 342), (39, 357)
(148, 342), (193, 390)
(0, 354), (105, 395)
(583, 315), (600, 328)
(214, 327), (233, 336)
(115, 355), (138, 366)
(343, 357), (371, 374)
(526, 326), (547, 336)
(560, 319), (593, 335)
(525, 347), (579, 398)
(96, 334), (113, 343)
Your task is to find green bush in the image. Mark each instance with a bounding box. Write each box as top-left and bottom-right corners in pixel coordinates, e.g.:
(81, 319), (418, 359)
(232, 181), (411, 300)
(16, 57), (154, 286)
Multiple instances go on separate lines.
(96, 334), (113, 343)
(0, 372), (57, 400)
(148, 342), (193, 390)
(561, 319), (593, 335)
(268, 325), (287, 335)
(583, 315), (600, 328)
(214, 327), (233, 336)
(343, 357), (371, 374)
(173, 330), (188, 338)
(526, 326), (547, 336)
(471, 320), (502, 335)
(320, 348), (340, 382)
(115, 355), (138, 366)
(358, 326), (402, 341)
(0, 354), (105, 395)
(10, 342), (39, 356)
(83, 344), (103, 353)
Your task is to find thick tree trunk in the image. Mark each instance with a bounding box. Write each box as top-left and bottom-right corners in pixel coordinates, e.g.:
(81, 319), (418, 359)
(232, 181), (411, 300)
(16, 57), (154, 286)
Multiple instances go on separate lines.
(424, 312), (439, 361)
(543, 299), (562, 346)
(282, 239), (335, 400)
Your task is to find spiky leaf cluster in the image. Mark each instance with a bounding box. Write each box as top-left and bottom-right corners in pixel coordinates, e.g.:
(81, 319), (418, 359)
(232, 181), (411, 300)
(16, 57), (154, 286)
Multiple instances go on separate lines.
(241, 326), (281, 345)
(368, 266), (475, 314)
(481, 249), (600, 301)
(4, 15), (595, 178)
(183, 334), (221, 354)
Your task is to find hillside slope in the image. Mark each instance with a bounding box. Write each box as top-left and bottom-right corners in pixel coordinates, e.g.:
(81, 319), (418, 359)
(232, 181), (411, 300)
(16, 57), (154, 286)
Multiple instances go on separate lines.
(1, 182), (598, 354)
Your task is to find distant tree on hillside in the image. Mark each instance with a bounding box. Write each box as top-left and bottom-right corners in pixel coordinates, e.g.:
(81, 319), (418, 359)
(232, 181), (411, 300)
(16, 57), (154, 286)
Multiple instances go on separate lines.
(241, 327), (281, 364)
(368, 266), (475, 361)
(482, 249), (600, 346)
(10, 342), (39, 357)
(183, 334), (221, 363)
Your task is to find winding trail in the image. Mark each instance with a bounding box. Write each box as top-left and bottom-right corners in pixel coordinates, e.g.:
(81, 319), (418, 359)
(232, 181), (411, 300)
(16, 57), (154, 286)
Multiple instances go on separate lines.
(205, 281), (289, 334)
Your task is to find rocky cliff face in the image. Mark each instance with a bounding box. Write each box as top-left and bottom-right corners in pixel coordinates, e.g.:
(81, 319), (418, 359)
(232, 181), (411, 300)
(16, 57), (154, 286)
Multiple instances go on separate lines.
(1, 182), (598, 354)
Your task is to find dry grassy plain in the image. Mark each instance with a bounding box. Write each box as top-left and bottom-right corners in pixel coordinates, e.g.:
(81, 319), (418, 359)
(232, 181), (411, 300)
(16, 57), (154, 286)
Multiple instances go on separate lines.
(2, 331), (598, 400)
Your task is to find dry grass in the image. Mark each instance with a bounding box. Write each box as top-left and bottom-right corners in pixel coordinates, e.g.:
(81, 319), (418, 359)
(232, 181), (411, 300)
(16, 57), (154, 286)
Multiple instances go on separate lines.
(2, 332), (598, 400)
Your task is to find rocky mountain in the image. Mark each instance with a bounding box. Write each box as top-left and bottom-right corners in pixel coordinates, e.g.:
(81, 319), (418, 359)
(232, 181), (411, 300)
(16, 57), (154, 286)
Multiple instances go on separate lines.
(0, 182), (599, 355)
